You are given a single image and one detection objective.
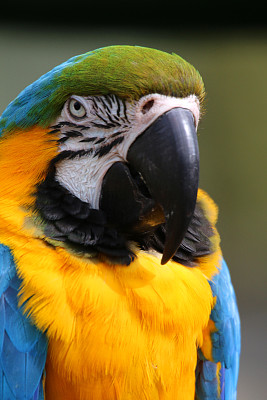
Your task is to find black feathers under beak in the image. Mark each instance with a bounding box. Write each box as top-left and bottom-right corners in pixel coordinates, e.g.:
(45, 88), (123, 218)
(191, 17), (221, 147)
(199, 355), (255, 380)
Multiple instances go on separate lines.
(100, 107), (199, 265)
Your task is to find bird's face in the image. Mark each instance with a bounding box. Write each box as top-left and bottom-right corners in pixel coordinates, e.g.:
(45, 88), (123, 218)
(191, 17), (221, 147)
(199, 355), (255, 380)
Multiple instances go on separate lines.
(0, 46), (204, 265)
(54, 93), (200, 208)
(35, 92), (200, 265)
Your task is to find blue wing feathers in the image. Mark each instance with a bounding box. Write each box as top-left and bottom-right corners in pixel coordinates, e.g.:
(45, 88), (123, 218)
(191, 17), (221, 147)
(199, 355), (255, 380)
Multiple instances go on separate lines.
(196, 360), (219, 399)
(0, 246), (16, 295)
(0, 243), (48, 400)
(209, 260), (241, 367)
(4, 287), (41, 353)
(0, 371), (15, 399)
(195, 359), (220, 400)
(195, 258), (241, 400)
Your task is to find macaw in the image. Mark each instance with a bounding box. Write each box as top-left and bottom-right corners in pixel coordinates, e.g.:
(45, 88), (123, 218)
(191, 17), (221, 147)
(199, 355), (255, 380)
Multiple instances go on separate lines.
(0, 45), (240, 400)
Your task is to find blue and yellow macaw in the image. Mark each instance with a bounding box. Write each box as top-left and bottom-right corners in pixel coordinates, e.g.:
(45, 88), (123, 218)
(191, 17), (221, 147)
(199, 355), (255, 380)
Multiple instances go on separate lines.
(0, 46), (240, 399)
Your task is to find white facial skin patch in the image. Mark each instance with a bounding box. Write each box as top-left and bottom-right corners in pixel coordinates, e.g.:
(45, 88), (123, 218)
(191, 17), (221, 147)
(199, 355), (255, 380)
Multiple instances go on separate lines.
(53, 93), (201, 208)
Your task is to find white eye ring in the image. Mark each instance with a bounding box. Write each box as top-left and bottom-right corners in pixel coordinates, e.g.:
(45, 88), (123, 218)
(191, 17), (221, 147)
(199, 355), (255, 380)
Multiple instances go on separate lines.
(68, 98), (86, 119)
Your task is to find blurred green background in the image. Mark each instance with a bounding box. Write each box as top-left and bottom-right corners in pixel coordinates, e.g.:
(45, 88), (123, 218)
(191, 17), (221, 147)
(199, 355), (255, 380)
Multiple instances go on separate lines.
(0, 23), (266, 399)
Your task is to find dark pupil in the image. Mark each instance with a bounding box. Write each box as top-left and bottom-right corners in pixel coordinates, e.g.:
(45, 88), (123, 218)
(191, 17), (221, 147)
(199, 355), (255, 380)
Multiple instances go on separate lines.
(74, 101), (81, 110)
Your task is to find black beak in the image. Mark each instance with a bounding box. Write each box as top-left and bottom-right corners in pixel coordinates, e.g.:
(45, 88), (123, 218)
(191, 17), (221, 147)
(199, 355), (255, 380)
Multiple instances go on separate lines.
(100, 107), (199, 265)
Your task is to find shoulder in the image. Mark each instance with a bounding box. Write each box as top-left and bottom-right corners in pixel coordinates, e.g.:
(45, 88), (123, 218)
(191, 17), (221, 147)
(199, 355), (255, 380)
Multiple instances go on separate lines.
(0, 243), (48, 400)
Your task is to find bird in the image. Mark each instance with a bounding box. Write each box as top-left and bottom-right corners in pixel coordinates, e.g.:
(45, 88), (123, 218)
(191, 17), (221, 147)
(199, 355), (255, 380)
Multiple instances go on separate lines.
(0, 45), (240, 400)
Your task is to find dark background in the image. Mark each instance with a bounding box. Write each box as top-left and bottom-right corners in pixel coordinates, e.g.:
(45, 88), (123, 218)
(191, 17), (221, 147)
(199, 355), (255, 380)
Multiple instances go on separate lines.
(0, 5), (266, 398)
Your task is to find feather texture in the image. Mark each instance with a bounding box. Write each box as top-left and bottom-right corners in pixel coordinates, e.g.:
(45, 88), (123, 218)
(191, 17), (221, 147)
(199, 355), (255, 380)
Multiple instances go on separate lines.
(195, 258), (241, 400)
(0, 244), (48, 400)
(0, 188), (221, 400)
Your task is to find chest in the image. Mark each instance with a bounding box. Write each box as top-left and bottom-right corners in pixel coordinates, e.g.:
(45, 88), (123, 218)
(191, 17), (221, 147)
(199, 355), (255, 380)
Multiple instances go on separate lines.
(43, 255), (213, 399)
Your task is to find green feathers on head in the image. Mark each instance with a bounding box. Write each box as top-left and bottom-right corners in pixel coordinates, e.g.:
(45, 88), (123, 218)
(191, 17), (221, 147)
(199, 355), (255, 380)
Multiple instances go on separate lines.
(0, 45), (205, 133)
(59, 46), (205, 100)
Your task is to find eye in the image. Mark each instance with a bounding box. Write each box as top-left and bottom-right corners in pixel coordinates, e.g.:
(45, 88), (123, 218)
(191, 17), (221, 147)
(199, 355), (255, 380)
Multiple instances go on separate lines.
(68, 98), (86, 118)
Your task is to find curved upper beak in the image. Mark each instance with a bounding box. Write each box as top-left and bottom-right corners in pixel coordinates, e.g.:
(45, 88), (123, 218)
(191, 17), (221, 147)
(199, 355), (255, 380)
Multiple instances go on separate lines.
(100, 107), (199, 265)
(127, 107), (199, 264)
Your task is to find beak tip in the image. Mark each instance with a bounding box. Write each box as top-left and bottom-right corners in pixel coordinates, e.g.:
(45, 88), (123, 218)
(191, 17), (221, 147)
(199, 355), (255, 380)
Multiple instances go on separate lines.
(160, 247), (173, 265)
(160, 257), (168, 265)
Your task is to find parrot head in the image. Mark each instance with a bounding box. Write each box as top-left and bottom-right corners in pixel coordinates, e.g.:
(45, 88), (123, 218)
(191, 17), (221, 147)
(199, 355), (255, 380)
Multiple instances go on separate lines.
(0, 46), (205, 265)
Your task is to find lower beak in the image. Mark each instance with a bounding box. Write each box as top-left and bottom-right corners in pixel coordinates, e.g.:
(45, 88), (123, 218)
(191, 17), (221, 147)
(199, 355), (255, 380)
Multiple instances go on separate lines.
(100, 107), (199, 265)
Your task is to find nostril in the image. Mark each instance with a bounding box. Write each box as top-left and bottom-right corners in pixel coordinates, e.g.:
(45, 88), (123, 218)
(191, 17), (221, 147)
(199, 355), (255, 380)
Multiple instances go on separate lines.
(141, 99), (154, 114)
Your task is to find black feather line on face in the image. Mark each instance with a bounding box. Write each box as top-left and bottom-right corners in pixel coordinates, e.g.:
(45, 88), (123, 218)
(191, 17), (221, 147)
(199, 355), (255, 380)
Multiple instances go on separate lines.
(57, 136), (69, 144)
(53, 135), (125, 163)
(48, 128), (61, 135)
(94, 136), (124, 157)
(50, 121), (89, 130)
(103, 95), (113, 108)
(91, 121), (116, 129)
(57, 130), (84, 144)
(122, 100), (129, 123)
(48, 150), (94, 170)
(49, 121), (91, 143)
(106, 111), (120, 126)
(79, 137), (98, 143)
(94, 137), (105, 144)
(115, 96), (121, 117)
(110, 130), (127, 138)
(62, 130), (84, 138)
